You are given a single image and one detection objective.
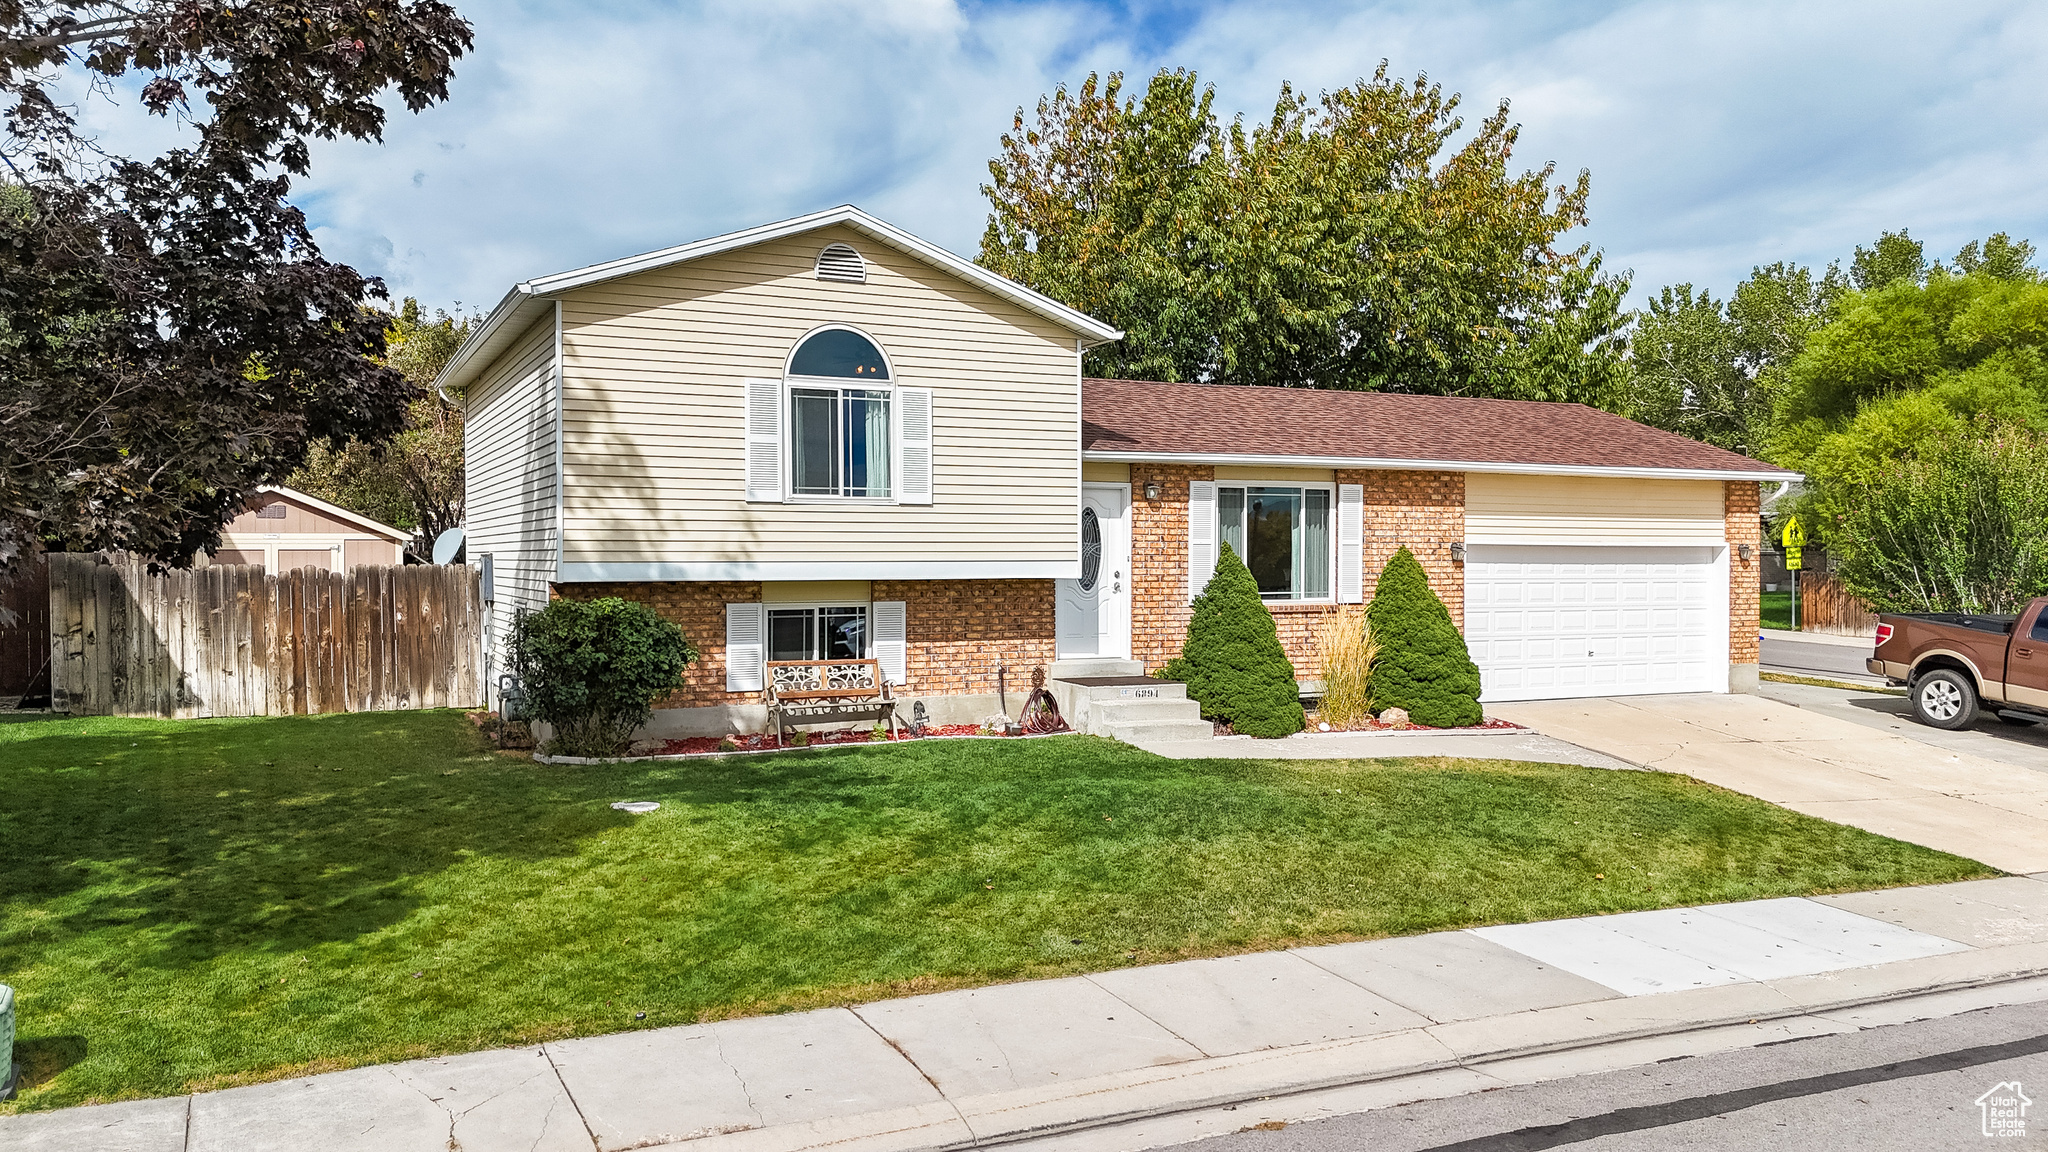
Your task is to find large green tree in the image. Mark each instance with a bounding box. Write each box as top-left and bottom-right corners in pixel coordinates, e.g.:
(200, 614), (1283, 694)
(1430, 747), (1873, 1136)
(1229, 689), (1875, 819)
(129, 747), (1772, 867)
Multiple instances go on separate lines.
(1766, 233), (2048, 608)
(979, 67), (1630, 403)
(0, 1), (472, 585)
(290, 299), (472, 551)
(1626, 262), (1844, 453)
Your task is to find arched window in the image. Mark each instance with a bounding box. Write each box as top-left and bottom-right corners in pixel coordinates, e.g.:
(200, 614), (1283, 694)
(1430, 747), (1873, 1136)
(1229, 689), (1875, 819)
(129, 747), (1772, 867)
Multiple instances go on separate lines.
(788, 328), (892, 498)
(789, 328), (890, 380)
(815, 243), (867, 283)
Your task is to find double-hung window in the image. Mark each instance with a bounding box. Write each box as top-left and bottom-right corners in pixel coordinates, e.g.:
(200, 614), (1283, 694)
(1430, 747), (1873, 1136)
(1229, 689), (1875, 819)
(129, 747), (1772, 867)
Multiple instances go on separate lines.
(1217, 486), (1331, 600)
(767, 605), (869, 662)
(788, 329), (891, 499)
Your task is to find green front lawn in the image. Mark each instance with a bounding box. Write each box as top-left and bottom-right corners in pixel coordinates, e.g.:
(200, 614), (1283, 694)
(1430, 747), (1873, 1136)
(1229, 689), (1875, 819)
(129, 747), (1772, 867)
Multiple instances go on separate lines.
(0, 710), (1990, 1111)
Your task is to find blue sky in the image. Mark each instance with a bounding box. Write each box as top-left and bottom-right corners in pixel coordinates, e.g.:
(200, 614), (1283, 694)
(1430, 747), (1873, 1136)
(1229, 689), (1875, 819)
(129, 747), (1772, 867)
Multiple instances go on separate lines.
(82, 1), (2048, 314)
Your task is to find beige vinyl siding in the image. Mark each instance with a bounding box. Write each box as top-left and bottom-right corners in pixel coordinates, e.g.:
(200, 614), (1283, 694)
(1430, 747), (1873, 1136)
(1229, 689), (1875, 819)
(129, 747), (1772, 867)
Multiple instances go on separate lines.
(1465, 473), (1725, 545)
(556, 224), (1079, 570)
(463, 316), (558, 679)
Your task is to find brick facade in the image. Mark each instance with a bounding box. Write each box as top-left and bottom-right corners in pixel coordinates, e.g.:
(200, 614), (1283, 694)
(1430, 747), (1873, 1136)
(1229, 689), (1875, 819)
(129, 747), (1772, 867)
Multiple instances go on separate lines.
(556, 581), (764, 708)
(555, 578), (1054, 708)
(1125, 466), (1468, 678)
(1127, 464), (1207, 674)
(871, 579), (1056, 697)
(1725, 480), (1762, 667)
(1344, 469), (1466, 626)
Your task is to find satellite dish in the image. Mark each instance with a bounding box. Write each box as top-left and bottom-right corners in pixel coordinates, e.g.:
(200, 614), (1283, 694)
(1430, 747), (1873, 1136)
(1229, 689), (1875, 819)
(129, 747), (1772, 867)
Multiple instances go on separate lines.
(431, 527), (466, 566)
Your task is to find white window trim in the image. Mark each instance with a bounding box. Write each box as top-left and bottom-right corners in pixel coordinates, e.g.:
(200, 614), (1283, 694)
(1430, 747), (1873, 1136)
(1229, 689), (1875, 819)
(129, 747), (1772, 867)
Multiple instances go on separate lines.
(1213, 481), (1339, 605)
(763, 599), (877, 662)
(783, 323), (901, 504)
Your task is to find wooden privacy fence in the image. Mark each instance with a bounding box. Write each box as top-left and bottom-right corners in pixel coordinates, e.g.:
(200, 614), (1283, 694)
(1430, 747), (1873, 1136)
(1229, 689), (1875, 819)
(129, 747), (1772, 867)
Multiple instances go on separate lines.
(1, 551), (51, 696)
(49, 553), (482, 718)
(1799, 571), (1880, 637)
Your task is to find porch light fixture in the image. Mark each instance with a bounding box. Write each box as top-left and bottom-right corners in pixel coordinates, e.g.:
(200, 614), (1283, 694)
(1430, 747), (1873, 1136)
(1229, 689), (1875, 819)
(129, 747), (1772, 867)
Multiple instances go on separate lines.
(1449, 542), (1467, 562)
(1738, 543), (1754, 562)
(1144, 481), (1161, 501)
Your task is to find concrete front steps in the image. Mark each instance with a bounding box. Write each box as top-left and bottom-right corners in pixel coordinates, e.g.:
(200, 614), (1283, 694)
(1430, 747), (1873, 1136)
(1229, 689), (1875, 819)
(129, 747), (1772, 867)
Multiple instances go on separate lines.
(1048, 658), (1213, 743)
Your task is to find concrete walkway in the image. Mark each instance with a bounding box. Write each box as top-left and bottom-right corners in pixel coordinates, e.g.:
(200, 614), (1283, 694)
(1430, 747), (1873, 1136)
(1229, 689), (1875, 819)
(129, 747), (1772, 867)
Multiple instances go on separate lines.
(11, 877), (2048, 1152)
(1132, 727), (1636, 769)
(1490, 693), (2048, 874)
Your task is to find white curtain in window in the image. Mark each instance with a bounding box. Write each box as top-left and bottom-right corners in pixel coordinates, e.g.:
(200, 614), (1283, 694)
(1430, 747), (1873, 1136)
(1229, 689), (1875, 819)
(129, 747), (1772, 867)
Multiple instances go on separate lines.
(1302, 489), (1331, 600)
(860, 392), (891, 497)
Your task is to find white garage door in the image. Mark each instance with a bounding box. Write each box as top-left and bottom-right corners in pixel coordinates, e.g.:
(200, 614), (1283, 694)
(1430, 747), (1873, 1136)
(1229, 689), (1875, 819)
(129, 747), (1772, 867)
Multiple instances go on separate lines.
(1464, 545), (1724, 702)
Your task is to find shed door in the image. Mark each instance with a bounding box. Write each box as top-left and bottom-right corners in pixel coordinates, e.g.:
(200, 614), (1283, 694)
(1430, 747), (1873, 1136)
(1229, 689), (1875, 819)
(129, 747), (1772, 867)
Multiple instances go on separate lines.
(1464, 545), (1723, 701)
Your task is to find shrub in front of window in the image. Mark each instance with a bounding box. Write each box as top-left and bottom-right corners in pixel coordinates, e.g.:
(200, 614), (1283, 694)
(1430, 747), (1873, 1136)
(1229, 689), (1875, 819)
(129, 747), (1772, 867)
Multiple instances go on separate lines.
(1161, 542), (1305, 737)
(511, 598), (698, 758)
(1365, 547), (1482, 728)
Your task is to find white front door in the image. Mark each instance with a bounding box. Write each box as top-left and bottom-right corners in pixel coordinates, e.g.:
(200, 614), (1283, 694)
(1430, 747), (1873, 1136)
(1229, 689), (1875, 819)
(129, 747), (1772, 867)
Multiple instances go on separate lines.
(1464, 544), (1725, 701)
(1056, 485), (1131, 659)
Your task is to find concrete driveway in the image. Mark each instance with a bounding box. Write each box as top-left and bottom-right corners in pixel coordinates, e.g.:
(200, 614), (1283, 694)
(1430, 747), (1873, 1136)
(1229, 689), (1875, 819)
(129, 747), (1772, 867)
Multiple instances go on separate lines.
(1759, 679), (2048, 774)
(1488, 693), (2048, 875)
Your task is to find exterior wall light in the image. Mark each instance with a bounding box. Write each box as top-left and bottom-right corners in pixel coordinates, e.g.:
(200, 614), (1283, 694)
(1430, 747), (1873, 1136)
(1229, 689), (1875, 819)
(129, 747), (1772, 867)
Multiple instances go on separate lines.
(1449, 542), (1467, 562)
(1144, 481), (1162, 501)
(1738, 543), (1754, 562)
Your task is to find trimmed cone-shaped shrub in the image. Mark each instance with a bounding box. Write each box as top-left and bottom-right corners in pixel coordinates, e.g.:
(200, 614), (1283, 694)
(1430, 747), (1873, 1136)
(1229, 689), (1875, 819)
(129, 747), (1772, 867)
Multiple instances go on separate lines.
(1160, 542), (1304, 737)
(1365, 547), (1482, 728)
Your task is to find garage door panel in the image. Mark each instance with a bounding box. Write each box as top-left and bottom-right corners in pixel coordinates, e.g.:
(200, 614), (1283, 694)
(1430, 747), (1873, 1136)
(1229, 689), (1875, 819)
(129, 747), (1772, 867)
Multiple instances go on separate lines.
(1466, 544), (1724, 703)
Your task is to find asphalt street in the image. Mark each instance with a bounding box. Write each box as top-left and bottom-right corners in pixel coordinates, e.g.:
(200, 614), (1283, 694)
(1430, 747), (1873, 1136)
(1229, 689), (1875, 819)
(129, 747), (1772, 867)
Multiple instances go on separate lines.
(1759, 632), (1886, 684)
(1173, 998), (2048, 1152)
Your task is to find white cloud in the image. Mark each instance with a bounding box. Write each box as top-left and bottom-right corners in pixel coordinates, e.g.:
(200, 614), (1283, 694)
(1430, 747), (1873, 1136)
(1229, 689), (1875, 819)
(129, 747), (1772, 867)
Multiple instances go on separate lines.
(56, 0), (2046, 310)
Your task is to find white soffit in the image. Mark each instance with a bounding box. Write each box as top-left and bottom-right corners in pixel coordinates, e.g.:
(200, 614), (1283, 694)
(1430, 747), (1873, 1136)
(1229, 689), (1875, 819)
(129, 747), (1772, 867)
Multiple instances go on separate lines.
(1081, 451), (1800, 483)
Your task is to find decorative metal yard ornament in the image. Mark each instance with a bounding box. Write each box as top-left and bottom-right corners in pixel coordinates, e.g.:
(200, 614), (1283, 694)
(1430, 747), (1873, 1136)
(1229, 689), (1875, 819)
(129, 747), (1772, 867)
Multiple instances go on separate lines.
(1, 982), (16, 1101)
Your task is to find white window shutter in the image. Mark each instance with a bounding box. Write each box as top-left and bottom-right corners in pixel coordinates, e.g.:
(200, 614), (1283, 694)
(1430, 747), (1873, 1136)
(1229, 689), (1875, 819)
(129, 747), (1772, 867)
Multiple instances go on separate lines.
(872, 600), (907, 685)
(896, 388), (933, 504)
(725, 603), (764, 692)
(1337, 483), (1365, 603)
(744, 379), (783, 502)
(1188, 480), (1217, 602)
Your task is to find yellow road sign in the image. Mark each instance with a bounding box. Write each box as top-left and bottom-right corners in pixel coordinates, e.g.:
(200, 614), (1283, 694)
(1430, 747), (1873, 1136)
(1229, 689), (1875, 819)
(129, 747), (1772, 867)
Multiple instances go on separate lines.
(1781, 518), (1805, 550)
(1785, 547), (1803, 571)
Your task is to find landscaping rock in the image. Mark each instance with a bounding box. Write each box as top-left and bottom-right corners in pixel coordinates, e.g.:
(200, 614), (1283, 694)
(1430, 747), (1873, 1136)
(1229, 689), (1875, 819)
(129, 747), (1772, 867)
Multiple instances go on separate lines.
(1379, 707), (1411, 727)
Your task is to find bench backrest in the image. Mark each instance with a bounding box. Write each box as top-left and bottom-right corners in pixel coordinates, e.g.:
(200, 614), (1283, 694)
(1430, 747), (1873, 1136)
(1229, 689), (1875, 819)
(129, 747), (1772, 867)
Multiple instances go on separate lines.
(768, 658), (884, 701)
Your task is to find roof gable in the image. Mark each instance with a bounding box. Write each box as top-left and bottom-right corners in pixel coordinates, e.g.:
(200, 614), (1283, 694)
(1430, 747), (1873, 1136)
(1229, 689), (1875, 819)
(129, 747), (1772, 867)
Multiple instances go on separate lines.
(439, 206), (1121, 396)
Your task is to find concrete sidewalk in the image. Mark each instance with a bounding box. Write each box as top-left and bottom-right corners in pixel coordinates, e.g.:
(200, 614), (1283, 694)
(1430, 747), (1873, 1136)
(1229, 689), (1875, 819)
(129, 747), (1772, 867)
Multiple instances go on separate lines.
(1490, 693), (2048, 874)
(11, 877), (2048, 1152)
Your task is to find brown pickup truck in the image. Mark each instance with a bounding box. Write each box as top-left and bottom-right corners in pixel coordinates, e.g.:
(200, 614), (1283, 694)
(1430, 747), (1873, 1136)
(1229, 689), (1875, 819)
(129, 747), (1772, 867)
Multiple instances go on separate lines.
(1868, 597), (2048, 730)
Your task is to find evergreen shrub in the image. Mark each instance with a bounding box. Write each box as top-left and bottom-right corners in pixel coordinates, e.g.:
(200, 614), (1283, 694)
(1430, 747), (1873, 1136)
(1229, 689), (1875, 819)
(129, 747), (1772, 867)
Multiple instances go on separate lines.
(1365, 547), (1482, 728)
(1160, 542), (1304, 737)
(511, 598), (698, 757)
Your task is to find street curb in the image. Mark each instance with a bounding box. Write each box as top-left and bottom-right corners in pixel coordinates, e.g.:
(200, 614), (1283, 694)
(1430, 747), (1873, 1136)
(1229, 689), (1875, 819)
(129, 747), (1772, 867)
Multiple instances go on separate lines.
(654, 965), (2048, 1152)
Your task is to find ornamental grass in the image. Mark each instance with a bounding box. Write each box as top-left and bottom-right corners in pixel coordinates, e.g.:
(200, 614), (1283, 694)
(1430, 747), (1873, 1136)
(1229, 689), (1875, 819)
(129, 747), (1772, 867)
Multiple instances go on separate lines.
(1315, 605), (1378, 729)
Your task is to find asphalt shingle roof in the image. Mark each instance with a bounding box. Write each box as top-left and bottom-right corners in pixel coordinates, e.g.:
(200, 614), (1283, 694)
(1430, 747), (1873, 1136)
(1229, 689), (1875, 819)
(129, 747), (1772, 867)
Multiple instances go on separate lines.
(1080, 379), (1795, 476)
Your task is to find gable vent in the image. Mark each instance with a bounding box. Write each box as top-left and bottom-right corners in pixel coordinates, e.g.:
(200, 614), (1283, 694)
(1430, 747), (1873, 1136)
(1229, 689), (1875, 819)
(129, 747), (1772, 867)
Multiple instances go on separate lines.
(815, 243), (867, 283)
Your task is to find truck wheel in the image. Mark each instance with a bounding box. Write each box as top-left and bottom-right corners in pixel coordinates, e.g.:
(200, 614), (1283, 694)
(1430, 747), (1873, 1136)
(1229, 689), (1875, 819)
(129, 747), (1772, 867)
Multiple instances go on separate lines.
(1912, 670), (1979, 730)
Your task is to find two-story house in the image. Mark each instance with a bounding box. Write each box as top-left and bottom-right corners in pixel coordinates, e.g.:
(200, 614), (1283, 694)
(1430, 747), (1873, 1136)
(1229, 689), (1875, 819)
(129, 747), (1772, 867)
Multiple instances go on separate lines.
(445, 206), (1796, 739)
